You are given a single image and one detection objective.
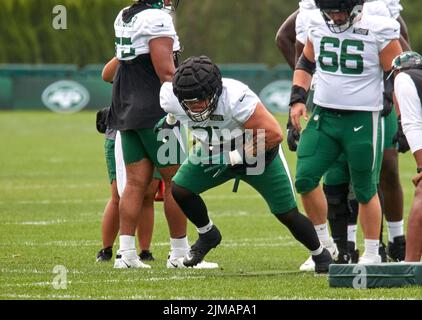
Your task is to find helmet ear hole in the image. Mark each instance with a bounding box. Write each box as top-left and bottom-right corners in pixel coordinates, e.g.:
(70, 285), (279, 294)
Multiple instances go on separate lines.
(173, 56), (223, 122)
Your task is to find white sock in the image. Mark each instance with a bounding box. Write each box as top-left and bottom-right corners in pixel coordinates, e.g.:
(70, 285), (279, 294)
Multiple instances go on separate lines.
(314, 223), (330, 243)
(197, 221), (213, 234)
(119, 235), (135, 251)
(169, 237), (189, 260)
(387, 220), (404, 242)
(311, 244), (324, 256)
(364, 239), (379, 257)
(347, 224), (357, 247)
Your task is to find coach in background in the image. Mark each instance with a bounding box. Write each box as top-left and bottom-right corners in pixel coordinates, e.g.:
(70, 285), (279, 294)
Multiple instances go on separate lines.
(391, 51), (422, 262)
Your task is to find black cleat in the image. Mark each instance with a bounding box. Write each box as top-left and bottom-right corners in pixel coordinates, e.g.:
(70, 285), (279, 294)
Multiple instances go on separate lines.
(379, 242), (388, 262)
(348, 241), (360, 264)
(335, 251), (351, 264)
(387, 235), (406, 262)
(312, 248), (333, 274)
(139, 250), (155, 261)
(183, 225), (222, 267)
(96, 247), (112, 262)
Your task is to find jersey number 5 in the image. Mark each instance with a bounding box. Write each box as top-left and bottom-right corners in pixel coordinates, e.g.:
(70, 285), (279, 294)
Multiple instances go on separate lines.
(115, 37), (135, 59)
(319, 37), (364, 75)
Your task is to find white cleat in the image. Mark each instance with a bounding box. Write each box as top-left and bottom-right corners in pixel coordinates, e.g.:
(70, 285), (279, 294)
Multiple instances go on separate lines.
(299, 255), (315, 272)
(167, 257), (219, 269)
(114, 250), (151, 269)
(358, 254), (382, 264)
(299, 238), (339, 272)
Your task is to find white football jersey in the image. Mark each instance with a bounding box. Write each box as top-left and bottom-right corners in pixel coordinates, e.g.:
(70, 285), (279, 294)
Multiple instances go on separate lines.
(114, 8), (180, 60)
(160, 79), (260, 146)
(296, 8), (323, 45)
(297, 0), (401, 44)
(299, 0), (317, 10)
(309, 14), (400, 111)
(366, 0), (402, 19)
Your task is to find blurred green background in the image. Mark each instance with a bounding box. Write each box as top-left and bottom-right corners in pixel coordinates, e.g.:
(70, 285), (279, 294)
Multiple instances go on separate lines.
(0, 0), (420, 66)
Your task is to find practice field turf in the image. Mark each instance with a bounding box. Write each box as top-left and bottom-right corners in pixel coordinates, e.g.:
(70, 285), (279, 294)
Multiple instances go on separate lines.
(0, 111), (421, 300)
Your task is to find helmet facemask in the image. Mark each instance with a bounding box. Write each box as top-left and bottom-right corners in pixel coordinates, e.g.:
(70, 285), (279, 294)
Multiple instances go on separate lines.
(316, 0), (364, 33)
(180, 92), (219, 123)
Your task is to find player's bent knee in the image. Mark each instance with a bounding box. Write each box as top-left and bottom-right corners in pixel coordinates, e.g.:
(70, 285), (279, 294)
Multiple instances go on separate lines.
(171, 182), (194, 205)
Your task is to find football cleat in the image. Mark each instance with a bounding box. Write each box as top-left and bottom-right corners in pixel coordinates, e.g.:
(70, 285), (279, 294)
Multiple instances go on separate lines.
(183, 225), (222, 267)
(348, 241), (360, 264)
(358, 253), (382, 264)
(139, 250), (155, 261)
(312, 248), (333, 274)
(96, 247), (113, 262)
(335, 251), (351, 264)
(379, 242), (388, 262)
(299, 238), (339, 272)
(114, 249), (151, 269)
(387, 235), (406, 262)
(167, 256), (219, 269)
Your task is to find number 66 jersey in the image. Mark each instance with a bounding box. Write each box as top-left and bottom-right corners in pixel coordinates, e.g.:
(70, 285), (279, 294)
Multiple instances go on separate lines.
(309, 13), (400, 112)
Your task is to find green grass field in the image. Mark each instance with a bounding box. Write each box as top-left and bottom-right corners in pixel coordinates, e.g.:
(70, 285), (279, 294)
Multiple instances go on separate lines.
(0, 111), (421, 300)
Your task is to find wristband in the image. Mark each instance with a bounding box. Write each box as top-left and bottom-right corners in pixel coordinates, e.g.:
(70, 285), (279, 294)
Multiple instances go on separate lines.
(417, 168), (422, 173)
(289, 85), (308, 107)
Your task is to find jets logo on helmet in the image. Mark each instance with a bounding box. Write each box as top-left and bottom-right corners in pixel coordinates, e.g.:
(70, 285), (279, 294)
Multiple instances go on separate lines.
(173, 56), (223, 122)
(392, 51), (422, 72)
(315, 0), (364, 33)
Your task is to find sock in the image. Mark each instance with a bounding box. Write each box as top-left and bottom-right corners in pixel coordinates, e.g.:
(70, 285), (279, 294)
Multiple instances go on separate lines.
(387, 220), (404, 242)
(197, 221), (213, 234)
(347, 224), (357, 247)
(315, 223), (330, 243)
(364, 239), (380, 257)
(119, 235), (135, 251)
(311, 244), (324, 256)
(169, 237), (189, 260)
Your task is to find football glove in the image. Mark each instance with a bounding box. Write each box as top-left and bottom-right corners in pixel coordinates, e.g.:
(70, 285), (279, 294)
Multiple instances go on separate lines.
(202, 149), (243, 178)
(381, 91), (394, 117)
(392, 116), (410, 153)
(287, 111), (300, 152)
(154, 114), (180, 142)
(96, 107), (110, 134)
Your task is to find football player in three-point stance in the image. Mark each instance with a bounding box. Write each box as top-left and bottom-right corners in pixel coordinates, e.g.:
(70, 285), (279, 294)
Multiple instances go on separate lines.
(156, 56), (333, 273)
(289, 0), (403, 264)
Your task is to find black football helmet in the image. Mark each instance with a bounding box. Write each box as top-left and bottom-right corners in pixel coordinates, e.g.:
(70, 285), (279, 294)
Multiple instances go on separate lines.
(173, 56), (223, 122)
(315, 0), (364, 33)
(138, 0), (180, 11)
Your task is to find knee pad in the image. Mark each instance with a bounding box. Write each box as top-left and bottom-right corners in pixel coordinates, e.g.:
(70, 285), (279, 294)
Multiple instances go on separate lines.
(323, 183), (349, 220)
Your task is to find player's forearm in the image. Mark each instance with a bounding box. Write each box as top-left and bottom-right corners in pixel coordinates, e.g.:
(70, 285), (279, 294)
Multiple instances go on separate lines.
(414, 150), (422, 169)
(102, 57), (119, 83)
(292, 69), (312, 91)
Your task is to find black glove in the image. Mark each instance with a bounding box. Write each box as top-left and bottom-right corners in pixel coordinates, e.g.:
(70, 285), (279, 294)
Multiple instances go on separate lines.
(154, 115), (181, 143)
(286, 111), (300, 152)
(392, 116), (410, 153)
(96, 107), (110, 134)
(154, 115), (180, 133)
(381, 91), (394, 117)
